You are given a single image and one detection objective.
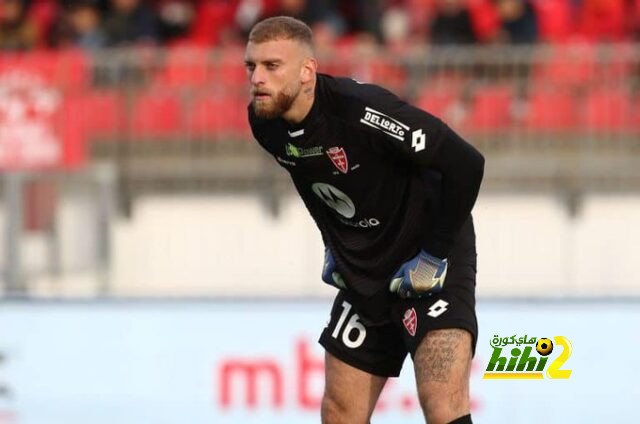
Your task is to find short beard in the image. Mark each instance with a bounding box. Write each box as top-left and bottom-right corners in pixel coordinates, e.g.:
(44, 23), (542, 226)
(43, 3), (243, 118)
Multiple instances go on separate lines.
(252, 84), (299, 120)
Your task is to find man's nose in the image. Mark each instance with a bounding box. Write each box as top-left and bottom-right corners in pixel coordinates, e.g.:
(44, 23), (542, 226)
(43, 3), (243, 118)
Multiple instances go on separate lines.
(250, 67), (265, 85)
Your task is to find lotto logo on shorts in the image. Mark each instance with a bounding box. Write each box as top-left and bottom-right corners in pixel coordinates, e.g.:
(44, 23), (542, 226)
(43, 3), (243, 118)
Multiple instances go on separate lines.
(402, 308), (417, 336)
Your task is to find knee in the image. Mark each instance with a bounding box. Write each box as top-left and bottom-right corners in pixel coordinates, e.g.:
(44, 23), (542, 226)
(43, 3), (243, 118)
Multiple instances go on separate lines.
(418, 384), (469, 424)
(321, 393), (370, 424)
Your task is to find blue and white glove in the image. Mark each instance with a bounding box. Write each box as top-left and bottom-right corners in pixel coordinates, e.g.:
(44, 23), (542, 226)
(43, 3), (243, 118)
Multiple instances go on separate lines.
(322, 248), (347, 289)
(389, 250), (448, 299)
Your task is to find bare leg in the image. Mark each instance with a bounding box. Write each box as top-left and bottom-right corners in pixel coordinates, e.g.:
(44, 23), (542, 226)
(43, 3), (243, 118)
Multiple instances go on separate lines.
(321, 352), (388, 424)
(413, 328), (472, 424)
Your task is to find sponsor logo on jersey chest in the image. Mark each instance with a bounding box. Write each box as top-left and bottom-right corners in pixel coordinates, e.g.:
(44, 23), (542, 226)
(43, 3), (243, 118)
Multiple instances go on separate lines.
(360, 107), (409, 141)
(286, 143), (323, 158)
(311, 183), (381, 228)
(276, 156), (296, 166)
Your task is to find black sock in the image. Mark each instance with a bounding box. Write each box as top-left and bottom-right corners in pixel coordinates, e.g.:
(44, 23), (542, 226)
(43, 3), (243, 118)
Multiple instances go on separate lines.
(447, 414), (472, 424)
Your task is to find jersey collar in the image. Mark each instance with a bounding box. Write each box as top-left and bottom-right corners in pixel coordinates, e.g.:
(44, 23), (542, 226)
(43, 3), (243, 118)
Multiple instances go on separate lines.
(282, 81), (322, 141)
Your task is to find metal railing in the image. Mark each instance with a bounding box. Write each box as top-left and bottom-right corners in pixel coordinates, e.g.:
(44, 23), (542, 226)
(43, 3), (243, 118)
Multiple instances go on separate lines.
(1, 43), (640, 297)
(2, 43), (639, 211)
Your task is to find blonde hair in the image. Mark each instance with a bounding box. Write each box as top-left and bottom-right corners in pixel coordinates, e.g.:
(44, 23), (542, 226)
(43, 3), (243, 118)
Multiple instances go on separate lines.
(248, 16), (314, 52)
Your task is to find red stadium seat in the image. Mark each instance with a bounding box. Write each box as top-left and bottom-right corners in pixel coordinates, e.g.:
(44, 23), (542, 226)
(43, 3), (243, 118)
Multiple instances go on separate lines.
(318, 45), (355, 77)
(576, 0), (626, 42)
(464, 85), (514, 131)
(415, 73), (466, 122)
(156, 46), (212, 88)
(353, 60), (408, 94)
(213, 49), (248, 94)
(524, 89), (576, 130)
(581, 88), (632, 131)
(188, 1), (236, 46)
(186, 94), (249, 139)
(0, 49), (90, 89)
(534, 44), (596, 89)
(131, 90), (183, 138)
(596, 44), (634, 83)
(415, 89), (458, 122)
(64, 90), (126, 138)
(186, 95), (226, 137)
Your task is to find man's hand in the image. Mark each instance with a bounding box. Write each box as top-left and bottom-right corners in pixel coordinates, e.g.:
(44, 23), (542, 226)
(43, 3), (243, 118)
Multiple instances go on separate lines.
(322, 248), (347, 289)
(389, 250), (448, 299)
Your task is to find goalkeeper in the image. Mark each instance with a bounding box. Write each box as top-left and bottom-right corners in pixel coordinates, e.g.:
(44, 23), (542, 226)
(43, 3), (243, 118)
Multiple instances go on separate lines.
(246, 16), (484, 424)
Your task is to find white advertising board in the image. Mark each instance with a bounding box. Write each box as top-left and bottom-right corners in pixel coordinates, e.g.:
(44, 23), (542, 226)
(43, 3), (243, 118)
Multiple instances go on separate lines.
(0, 300), (638, 423)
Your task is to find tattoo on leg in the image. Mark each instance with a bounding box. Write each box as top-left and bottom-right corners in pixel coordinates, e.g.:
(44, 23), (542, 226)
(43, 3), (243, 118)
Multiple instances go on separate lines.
(415, 329), (470, 383)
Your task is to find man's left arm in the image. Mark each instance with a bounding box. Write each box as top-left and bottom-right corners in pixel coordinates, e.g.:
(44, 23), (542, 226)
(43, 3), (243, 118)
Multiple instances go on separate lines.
(413, 124), (484, 259)
(338, 79), (485, 258)
(333, 78), (484, 297)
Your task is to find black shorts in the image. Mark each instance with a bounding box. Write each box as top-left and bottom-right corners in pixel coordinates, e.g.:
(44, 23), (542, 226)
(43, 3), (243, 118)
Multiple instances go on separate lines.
(318, 217), (478, 378)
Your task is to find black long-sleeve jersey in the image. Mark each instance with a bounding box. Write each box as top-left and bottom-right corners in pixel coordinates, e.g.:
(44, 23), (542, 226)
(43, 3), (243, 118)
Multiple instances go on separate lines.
(248, 73), (484, 301)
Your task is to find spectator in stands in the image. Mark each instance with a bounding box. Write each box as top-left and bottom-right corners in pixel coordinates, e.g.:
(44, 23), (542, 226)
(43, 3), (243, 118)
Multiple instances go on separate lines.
(51, 1), (107, 49)
(429, 0), (477, 44)
(266, 0), (345, 36)
(493, 0), (538, 44)
(102, 0), (159, 46)
(28, 0), (60, 47)
(0, 0), (38, 50)
(381, 2), (411, 48)
(348, 0), (384, 41)
(256, 0), (346, 50)
(156, 0), (196, 44)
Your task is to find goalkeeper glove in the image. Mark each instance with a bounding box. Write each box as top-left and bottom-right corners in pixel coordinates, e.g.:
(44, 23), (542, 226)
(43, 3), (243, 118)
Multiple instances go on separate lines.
(389, 250), (447, 299)
(322, 248), (347, 289)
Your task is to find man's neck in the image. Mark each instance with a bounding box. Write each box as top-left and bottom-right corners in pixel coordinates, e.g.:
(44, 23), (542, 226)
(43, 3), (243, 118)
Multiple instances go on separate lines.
(282, 76), (317, 124)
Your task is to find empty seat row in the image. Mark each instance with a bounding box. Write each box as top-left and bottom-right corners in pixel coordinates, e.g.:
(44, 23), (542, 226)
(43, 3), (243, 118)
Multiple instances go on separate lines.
(416, 85), (640, 131)
(63, 90), (251, 140)
(61, 85), (640, 142)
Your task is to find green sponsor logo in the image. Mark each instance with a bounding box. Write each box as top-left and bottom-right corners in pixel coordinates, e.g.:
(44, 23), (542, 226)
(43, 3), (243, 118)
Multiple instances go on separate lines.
(286, 143), (323, 158)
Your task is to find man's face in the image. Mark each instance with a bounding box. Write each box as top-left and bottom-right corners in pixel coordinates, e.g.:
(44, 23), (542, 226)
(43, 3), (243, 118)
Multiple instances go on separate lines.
(245, 39), (306, 119)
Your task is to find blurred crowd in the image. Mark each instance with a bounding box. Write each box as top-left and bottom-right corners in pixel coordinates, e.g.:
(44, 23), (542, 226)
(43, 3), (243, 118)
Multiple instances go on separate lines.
(0, 0), (639, 52)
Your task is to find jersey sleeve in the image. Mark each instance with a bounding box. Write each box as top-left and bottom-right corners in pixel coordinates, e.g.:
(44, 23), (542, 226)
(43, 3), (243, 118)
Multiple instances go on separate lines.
(330, 77), (485, 259)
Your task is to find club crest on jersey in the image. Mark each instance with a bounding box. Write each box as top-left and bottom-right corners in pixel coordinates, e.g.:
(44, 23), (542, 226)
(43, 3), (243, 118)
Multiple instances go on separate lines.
(403, 308), (417, 336)
(326, 147), (349, 174)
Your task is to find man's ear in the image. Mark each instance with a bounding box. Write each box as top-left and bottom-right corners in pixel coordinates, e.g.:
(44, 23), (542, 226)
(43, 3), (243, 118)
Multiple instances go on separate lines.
(300, 57), (317, 84)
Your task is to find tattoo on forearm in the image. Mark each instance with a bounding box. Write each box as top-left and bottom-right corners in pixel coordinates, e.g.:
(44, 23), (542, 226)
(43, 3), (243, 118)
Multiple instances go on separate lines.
(415, 329), (469, 383)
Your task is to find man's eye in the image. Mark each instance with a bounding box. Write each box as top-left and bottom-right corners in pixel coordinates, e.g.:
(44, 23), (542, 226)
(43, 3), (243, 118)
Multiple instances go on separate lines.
(245, 64), (255, 71)
(267, 63), (278, 70)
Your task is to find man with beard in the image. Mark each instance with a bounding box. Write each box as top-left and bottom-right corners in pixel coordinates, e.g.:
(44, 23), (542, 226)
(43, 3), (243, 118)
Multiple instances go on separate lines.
(245, 16), (483, 424)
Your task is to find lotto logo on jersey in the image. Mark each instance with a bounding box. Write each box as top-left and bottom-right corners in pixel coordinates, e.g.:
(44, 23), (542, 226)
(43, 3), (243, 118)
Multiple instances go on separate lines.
(326, 147), (349, 174)
(360, 107), (408, 141)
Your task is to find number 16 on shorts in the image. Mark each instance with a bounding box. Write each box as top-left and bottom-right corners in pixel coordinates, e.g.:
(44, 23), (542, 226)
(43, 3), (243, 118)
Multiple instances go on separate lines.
(331, 301), (367, 349)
